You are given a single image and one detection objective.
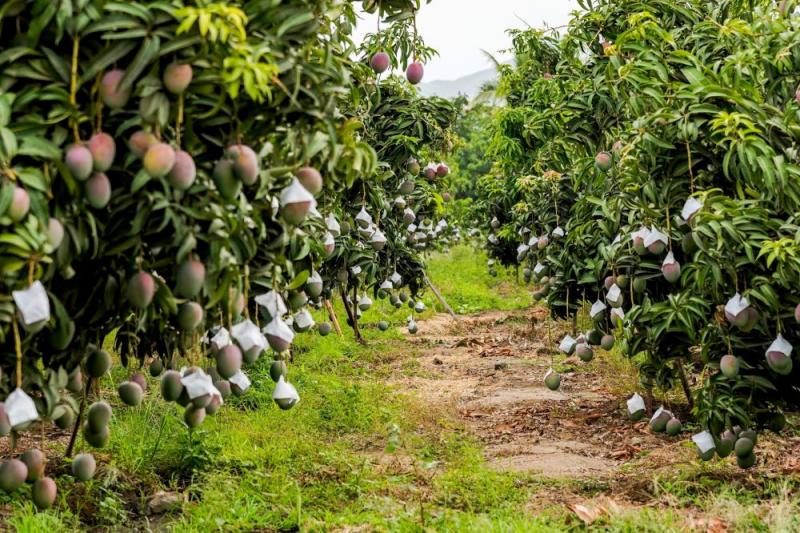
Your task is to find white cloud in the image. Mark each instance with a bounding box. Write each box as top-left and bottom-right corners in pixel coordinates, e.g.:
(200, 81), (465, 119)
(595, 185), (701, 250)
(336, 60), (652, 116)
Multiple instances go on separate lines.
(354, 0), (580, 81)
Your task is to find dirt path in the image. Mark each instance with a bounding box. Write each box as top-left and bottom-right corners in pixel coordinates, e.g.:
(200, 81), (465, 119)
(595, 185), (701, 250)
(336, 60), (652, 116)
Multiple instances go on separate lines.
(393, 309), (734, 484)
(396, 309), (630, 478)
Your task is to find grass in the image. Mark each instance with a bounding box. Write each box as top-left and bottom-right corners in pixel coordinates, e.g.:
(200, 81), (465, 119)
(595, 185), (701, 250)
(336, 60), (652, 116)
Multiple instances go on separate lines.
(2, 245), (797, 531)
(426, 246), (530, 314)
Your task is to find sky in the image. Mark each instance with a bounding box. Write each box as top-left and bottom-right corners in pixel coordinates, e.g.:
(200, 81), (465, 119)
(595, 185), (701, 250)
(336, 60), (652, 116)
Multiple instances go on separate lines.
(354, 0), (580, 82)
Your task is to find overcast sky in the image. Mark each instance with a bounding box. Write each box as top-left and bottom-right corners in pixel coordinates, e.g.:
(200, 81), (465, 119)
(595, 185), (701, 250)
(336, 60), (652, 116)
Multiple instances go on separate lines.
(354, 0), (580, 81)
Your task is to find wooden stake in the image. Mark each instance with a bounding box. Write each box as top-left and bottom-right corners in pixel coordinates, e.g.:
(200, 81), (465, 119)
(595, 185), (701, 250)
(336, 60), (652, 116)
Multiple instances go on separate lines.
(423, 273), (457, 320)
(323, 299), (343, 337)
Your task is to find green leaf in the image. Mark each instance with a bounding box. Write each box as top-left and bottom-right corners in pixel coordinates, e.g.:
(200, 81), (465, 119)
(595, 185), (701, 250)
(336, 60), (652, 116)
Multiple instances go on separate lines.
(18, 137), (61, 160)
(79, 41), (138, 84)
(287, 270), (310, 290)
(130, 169), (152, 193)
(16, 168), (48, 192)
(0, 127), (17, 160)
(118, 36), (160, 92)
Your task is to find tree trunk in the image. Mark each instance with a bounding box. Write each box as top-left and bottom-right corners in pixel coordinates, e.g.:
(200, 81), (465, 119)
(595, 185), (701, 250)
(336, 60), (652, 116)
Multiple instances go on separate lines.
(675, 358), (694, 409)
(65, 376), (91, 458)
(341, 287), (364, 344)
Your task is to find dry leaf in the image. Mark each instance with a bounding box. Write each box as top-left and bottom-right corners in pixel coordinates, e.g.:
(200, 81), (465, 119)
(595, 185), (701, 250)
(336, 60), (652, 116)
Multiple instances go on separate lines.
(570, 503), (601, 525)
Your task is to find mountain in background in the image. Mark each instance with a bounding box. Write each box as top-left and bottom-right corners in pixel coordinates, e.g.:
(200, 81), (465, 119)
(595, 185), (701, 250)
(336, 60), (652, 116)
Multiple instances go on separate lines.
(418, 66), (499, 100)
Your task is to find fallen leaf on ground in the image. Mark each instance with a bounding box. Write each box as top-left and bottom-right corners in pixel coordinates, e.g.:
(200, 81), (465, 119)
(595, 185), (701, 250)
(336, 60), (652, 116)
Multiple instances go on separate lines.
(570, 503), (601, 525)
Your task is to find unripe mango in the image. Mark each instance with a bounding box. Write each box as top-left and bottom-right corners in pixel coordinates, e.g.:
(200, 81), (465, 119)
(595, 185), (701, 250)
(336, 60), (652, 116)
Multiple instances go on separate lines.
(88, 132), (116, 172)
(177, 302), (204, 331)
(767, 351), (792, 375)
(163, 63), (193, 95)
(176, 260), (205, 298)
(128, 130), (157, 158)
(720, 354), (740, 379)
(544, 371), (561, 391)
(86, 349), (111, 378)
(737, 452), (756, 469)
(54, 408), (74, 430)
(406, 62), (424, 84)
(0, 459), (27, 492)
(296, 166), (323, 196)
(665, 418), (682, 436)
(143, 143), (176, 178)
(160, 370), (183, 402)
(228, 145), (259, 185)
(149, 358), (163, 377)
(243, 345), (262, 365)
(100, 69), (130, 109)
(65, 144), (93, 180)
(213, 158), (241, 201)
(118, 381), (144, 406)
(370, 52), (390, 73)
(595, 151), (612, 172)
(168, 150), (196, 190)
(649, 413), (669, 433)
(216, 345), (242, 379)
(288, 291), (307, 311)
(127, 271), (156, 309)
(21, 449), (45, 482)
(32, 476), (57, 509)
(716, 431), (735, 458)
(130, 372), (147, 391)
(214, 379), (231, 399)
(205, 395), (222, 415)
(85, 173), (111, 209)
(47, 218), (64, 249)
(734, 437), (754, 458)
(72, 453), (96, 481)
(270, 360), (287, 383)
(86, 401), (111, 432)
(662, 261), (681, 283)
(184, 406), (206, 427)
(229, 288), (245, 316)
(83, 422), (109, 448)
(8, 186), (30, 221)
(267, 331), (290, 353)
(191, 393), (211, 409)
(576, 343), (594, 362)
(600, 334), (615, 350)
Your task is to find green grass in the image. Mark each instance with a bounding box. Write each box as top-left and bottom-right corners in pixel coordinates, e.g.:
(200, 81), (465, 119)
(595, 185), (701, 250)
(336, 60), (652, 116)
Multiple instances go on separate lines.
(3, 245), (796, 531)
(426, 246), (530, 314)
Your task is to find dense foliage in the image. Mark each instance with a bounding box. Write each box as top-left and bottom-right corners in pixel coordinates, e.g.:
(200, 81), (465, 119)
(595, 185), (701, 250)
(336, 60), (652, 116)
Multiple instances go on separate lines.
(0, 0), (452, 509)
(475, 0), (800, 464)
